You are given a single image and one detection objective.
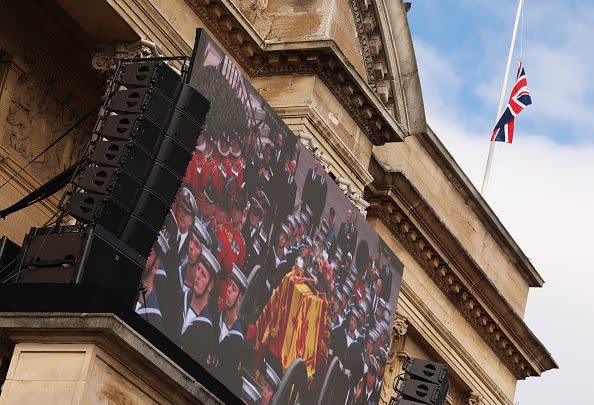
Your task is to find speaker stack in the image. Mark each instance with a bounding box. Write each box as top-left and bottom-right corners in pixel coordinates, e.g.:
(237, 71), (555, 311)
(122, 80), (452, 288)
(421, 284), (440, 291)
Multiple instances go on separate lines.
(390, 358), (449, 405)
(10, 59), (210, 306)
(64, 60), (209, 256)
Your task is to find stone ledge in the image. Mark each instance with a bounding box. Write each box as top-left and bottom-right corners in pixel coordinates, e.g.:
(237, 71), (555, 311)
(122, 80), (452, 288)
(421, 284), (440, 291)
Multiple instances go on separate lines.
(417, 129), (544, 287)
(0, 312), (221, 405)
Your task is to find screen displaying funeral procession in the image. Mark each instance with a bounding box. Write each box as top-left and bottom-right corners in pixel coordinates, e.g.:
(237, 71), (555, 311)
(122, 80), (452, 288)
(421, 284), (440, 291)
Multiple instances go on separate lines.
(136, 29), (404, 405)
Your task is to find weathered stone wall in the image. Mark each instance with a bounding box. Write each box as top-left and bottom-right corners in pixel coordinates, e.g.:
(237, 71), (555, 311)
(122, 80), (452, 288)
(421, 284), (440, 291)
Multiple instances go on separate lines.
(233, 0), (367, 80)
(0, 0), (103, 241)
(370, 217), (518, 405)
(374, 136), (531, 316)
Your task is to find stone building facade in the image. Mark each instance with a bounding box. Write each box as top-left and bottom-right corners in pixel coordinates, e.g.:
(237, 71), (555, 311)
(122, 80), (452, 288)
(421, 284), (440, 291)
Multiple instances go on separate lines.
(0, 0), (555, 404)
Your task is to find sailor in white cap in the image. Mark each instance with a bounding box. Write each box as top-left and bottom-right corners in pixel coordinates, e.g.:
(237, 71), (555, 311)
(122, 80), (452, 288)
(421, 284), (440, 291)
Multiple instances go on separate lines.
(179, 248), (220, 367)
(261, 361), (281, 405)
(362, 329), (380, 376)
(352, 355), (380, 405)
(214, 263), (249, 396)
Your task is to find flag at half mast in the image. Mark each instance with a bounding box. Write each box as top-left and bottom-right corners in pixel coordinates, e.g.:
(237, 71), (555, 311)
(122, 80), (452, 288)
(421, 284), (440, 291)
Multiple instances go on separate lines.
(490, 60), (532, 143)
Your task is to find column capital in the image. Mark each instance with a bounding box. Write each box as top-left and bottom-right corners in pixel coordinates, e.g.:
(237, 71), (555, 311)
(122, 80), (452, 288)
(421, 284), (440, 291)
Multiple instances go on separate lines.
(393, 313), (409, 337)
(465, 392), (482, 405)
(91, 40), (160, 75)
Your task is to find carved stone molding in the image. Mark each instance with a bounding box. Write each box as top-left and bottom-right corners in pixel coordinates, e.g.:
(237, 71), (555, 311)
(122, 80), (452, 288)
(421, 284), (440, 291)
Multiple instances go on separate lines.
(184, 0), (406, 145)
(295, 130), (370, 214)
(465, 392), (482, 405)
(348, 0), (396, 115)
(393, 313), (409, 337)
(91, 40), (164, 95)
(336, 176), (370, 214)
(0, 50), (29, 139)
(366, 197), (536, 380)
(0, 50), (87, 181)
(91, 40), (162, 75)
(296, 131), (334, 173)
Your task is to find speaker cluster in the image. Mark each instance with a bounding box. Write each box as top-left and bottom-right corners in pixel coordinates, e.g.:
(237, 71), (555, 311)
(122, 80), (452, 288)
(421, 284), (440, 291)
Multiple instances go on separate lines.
(390, 358), (449, 405)
(63, 60), (209, 257)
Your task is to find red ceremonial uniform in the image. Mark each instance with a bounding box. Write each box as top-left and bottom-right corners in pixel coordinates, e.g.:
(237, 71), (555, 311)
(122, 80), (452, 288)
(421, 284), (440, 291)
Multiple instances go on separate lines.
(211, 154), (232, 196)
(183, 150), (218, 197)
(228, 154), (244, 194)
(215, 224), (246, 309)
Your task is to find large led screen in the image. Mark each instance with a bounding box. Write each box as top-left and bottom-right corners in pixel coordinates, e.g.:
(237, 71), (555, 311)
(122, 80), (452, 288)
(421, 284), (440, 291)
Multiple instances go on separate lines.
(136, 29), (404, 405)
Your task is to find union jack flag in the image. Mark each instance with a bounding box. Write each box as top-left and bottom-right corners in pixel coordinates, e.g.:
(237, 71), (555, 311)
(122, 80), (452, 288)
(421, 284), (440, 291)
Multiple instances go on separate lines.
(490, 60), (532, 143)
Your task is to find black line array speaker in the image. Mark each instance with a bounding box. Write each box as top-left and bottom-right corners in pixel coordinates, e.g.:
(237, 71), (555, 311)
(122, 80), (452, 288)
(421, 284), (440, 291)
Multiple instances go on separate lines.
(13, 226), (143, 307)
(404, 358), (449, 385)
(63, 60), (209, 258)
(0, 236), (20, 280)
(392, 358), (450, 405)
(398, 378), (441, 405)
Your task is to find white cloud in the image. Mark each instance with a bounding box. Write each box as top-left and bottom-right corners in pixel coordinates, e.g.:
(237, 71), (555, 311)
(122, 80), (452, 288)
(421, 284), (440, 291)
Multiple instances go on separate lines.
(470, 0), (594, 137)
(414, 25), (594, 404)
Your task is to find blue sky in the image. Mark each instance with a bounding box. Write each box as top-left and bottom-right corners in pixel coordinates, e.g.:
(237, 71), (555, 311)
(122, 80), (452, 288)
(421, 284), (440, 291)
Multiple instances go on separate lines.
(405, 1), (594, 404)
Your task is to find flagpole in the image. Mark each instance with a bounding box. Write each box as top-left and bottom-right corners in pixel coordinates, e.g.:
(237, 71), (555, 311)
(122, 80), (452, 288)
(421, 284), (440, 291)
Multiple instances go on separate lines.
(480, 0), (524, 196)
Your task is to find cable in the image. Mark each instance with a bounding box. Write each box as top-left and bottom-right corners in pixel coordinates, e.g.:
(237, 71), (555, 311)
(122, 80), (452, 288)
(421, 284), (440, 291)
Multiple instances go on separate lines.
(0, 160), (82, 219)
(0, 102), (101, 192)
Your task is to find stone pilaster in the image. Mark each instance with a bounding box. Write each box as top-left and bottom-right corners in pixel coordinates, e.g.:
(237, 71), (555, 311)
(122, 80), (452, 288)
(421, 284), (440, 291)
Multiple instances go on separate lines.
(380, 313), (409, 404)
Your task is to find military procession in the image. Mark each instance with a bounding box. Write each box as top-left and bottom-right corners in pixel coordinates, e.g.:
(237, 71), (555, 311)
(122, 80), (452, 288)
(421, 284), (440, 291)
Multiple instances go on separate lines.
(136, 52), (398, 405)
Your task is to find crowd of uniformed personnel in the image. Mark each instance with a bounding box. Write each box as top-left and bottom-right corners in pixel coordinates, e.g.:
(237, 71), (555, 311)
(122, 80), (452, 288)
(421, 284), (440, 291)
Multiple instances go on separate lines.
(136, 117), (396, 404)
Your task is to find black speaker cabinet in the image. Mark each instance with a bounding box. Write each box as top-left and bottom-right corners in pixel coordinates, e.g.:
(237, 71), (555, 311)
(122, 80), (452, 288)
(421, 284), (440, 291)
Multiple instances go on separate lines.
(403, 358), (449, 405)
(391, 400), (429, 405)
(120, 214), (160, 257)
(0, 236), (20, 279)
(399, 379), (441, 405)
(89, 139), (153, 183)
(118, 61), (179, 101)
(155, 135), (192, 177)
(109, 88), (172, 125)
(176, 83), (210, 120)
(404, 359), (448, 385)
(63, 192), (130, 236)
(99, 113), (163, 155)
(167, 109), (204, 151)
(77, 165), (142, 209)
(14, 226), (143, 307)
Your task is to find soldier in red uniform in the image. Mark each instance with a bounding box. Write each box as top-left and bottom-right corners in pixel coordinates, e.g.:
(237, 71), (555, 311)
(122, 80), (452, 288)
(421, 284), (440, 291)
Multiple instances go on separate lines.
(212, 132), (233, 196)
(228, 130), (244, 194)
(184, 133), (218, 199)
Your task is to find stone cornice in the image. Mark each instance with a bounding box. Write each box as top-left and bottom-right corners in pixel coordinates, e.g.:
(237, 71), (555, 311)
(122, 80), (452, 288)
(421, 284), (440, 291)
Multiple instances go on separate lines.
(365, 159), (558, 380)
(418, 128), (544, 287)
(185, 0), (406, 145)
(398, 283), (514, 405)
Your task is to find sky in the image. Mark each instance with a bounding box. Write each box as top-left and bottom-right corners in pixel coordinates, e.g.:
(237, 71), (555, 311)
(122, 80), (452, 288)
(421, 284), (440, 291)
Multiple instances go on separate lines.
(406, 1), (594, 404)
